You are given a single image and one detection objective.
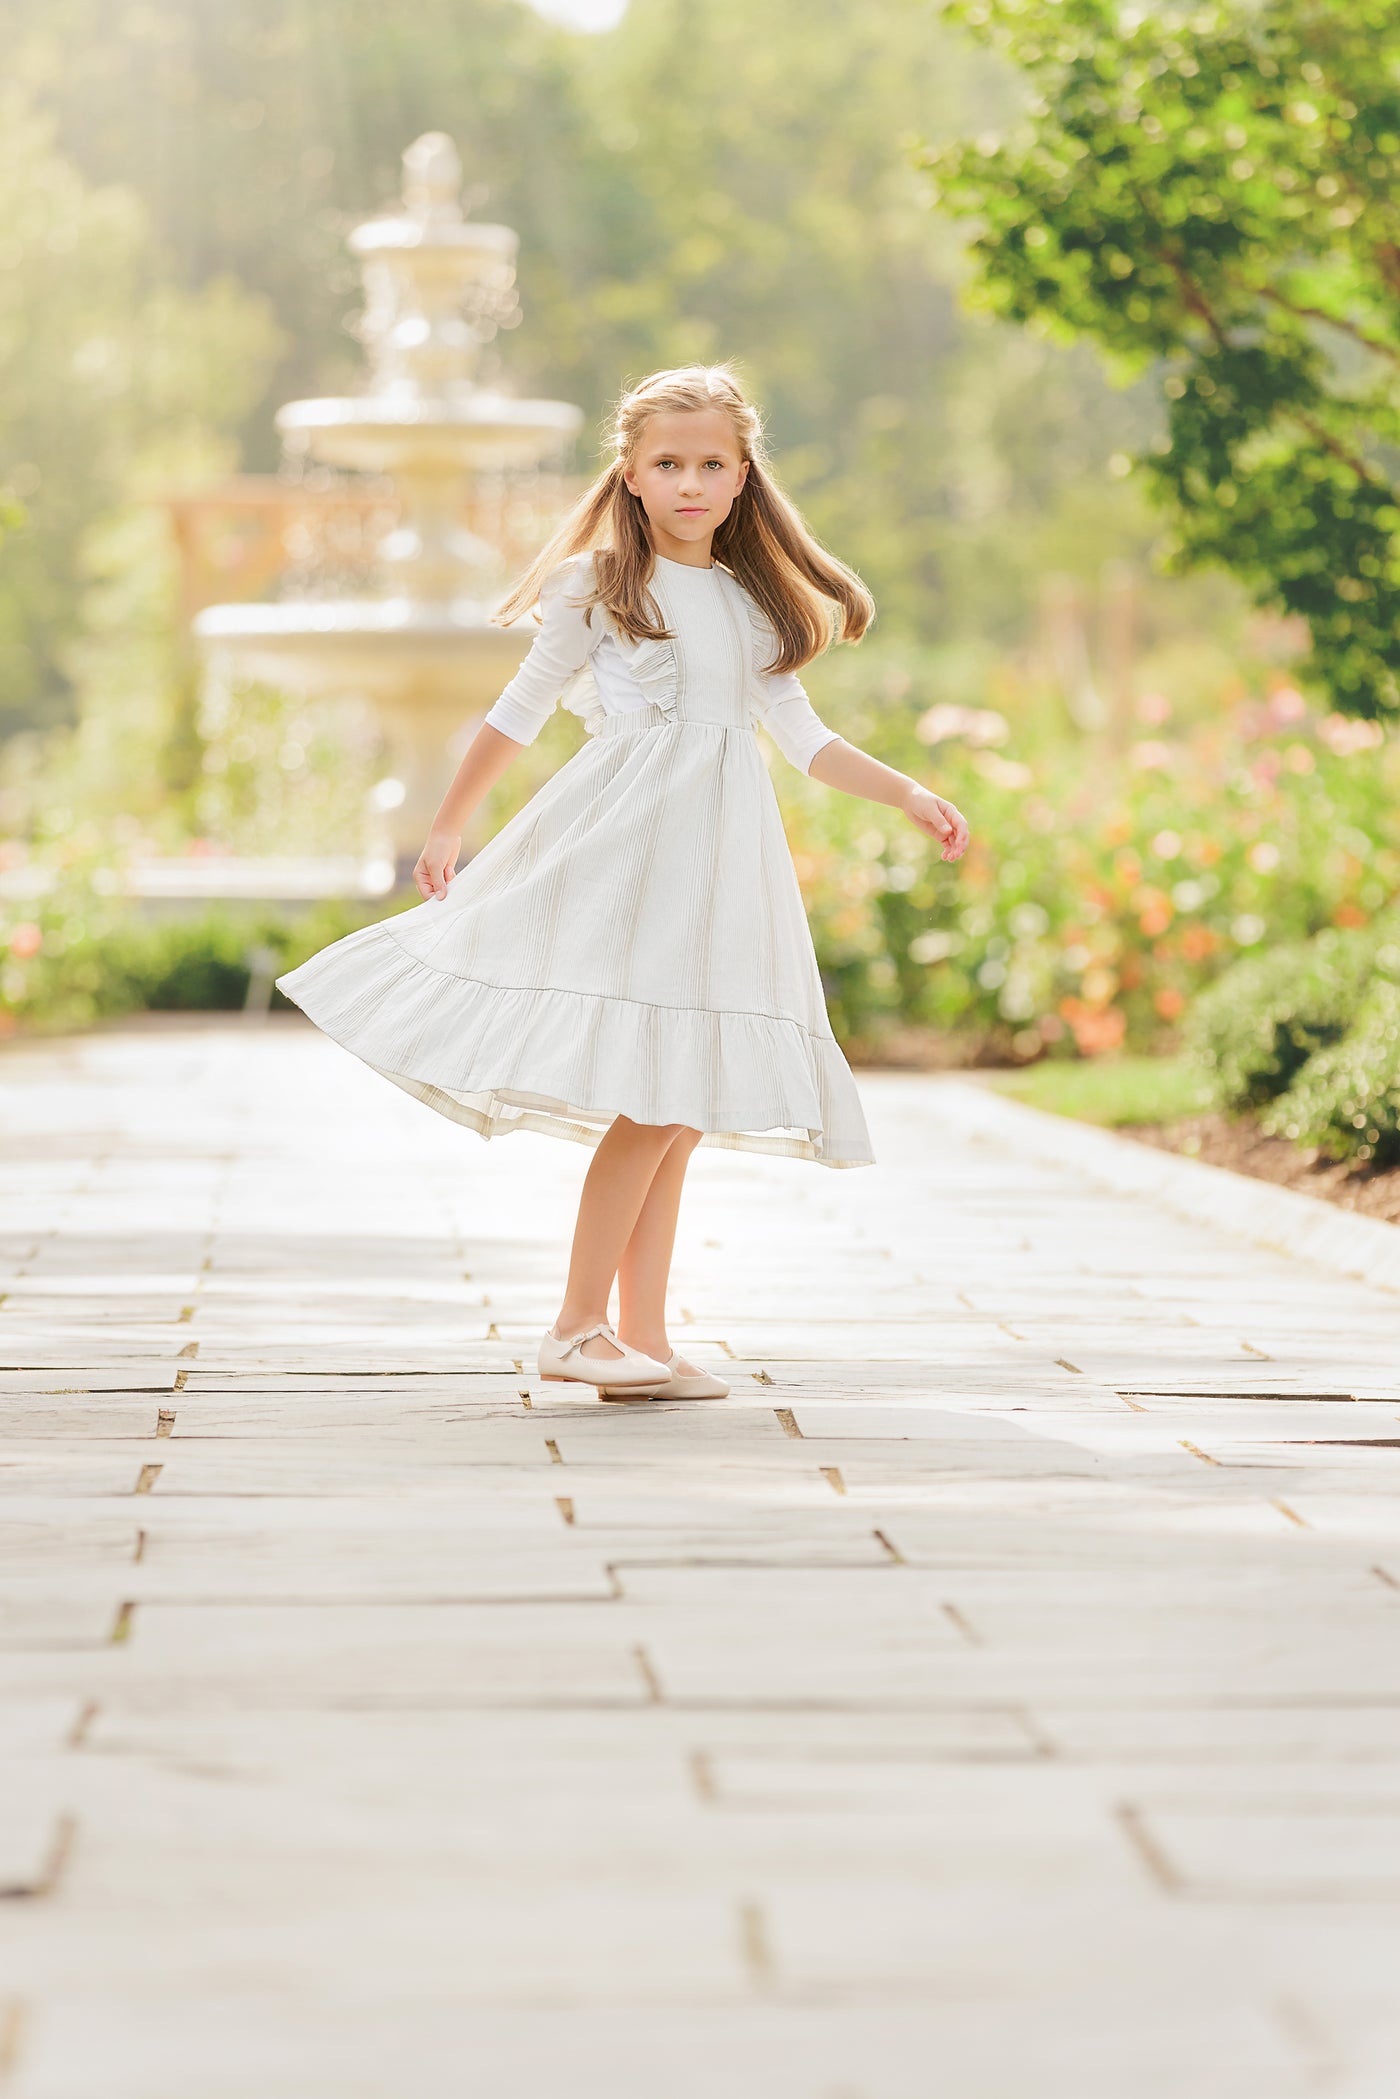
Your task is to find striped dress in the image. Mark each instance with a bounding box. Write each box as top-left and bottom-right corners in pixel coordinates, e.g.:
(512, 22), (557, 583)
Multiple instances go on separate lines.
(276, 551), (875, 1168)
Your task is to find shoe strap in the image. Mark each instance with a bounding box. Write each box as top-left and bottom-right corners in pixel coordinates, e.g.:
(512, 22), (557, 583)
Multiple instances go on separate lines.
(559, 1320), (616, 1358)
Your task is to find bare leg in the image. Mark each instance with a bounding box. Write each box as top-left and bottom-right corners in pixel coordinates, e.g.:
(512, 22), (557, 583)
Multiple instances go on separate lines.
(551, 1116), (695, 1365)
(616, 1126), (704, 1371)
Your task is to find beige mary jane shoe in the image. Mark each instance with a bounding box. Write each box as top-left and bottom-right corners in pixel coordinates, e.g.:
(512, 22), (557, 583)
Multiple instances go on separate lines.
(538, 1321), (671, 1390)
(600, 1349), (730, 1402)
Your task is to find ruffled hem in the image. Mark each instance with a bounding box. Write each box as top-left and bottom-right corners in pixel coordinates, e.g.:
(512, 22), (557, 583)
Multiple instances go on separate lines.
(275, 922), (875, 1169)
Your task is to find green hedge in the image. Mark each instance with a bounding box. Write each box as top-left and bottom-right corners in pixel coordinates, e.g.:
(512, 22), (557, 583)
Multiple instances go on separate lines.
(1183, 928), (1383, 1110)
(1185, 912), (1400, 1165)
(1262, 980), (1400, 1166)
(6, 902), (385, 1033)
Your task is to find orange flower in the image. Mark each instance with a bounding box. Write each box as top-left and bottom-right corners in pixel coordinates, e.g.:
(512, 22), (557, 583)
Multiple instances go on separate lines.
(1154, 986), (1187, 1020)
(1334, 902), (1369, 929)
(8, 923), (41, 959)
(1137, 892), (1173, 937)
(1179, 924), (1218, 962)
(1059, 996), (1127, 1055)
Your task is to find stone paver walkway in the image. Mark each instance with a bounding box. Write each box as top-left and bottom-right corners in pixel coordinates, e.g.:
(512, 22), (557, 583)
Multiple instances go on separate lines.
(3, 1020), (1400, 2099)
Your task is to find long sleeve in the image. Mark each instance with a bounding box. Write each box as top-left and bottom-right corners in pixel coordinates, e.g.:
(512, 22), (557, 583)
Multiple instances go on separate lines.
(483, 557), (595, 747)
(754, 668), (842, 775)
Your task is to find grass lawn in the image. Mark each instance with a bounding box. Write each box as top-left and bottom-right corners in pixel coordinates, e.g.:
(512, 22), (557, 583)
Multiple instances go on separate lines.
(981, 1054), (1212, 1127)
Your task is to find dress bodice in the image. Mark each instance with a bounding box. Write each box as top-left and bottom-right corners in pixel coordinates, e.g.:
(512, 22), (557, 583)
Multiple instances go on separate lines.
(640, 556), (755, 727)
(483, 551), (840, 776)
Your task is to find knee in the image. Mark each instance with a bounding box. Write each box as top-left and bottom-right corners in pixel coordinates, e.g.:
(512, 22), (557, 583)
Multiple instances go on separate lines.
(614, 1114), (693, 1146)
(615, 1115), (701, 1141)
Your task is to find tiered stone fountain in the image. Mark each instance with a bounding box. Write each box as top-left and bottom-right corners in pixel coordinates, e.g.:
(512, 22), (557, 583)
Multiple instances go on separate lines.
(196, 133), (582, 873)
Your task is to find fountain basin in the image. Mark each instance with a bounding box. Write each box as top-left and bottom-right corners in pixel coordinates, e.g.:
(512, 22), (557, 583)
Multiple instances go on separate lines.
(195, 599), (533, 695)
(277, 393), (581, 474)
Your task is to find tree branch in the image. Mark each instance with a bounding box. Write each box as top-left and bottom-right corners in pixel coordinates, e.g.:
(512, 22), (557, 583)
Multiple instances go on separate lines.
(1285, 406), (1394, 491)
(1259, 285), (1400, 368)
(1155, 243), (1389, 490)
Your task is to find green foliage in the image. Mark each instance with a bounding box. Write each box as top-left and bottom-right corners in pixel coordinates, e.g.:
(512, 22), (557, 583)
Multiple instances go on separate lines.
(0, 88), (283, 739)
(1263, 977), (1400, 1163)
(1179, 902), (1400, 1164)
(2, 896), (383, 1033)
(1183, 926), (1380, 1109)
(928, 0), (1400, 717)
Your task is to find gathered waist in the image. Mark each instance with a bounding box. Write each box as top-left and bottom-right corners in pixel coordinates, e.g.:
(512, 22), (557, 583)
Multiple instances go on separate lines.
(593, 709), (754, 739)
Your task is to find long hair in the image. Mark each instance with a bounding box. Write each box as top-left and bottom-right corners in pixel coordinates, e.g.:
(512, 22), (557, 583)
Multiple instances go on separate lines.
(492, 363), (874, 673)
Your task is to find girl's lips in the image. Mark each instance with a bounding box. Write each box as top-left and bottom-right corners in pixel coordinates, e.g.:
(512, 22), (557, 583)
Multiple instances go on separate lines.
(676, 507), (706, 516)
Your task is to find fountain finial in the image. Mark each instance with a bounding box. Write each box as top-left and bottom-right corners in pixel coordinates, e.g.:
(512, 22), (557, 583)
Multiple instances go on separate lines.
(402, 133), (464, 226)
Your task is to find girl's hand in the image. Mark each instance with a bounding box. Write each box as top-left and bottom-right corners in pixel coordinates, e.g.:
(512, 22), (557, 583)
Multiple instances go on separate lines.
(414, 830), (461, 901)
(903, 785), (969, 862)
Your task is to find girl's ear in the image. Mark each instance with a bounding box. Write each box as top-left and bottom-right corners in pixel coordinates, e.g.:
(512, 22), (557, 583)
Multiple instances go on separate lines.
(736, 459), (750, 491)
(622, 465), (639, 496)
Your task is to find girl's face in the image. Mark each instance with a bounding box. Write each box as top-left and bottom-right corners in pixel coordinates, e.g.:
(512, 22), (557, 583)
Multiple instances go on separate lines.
(623, 408), (750, 557)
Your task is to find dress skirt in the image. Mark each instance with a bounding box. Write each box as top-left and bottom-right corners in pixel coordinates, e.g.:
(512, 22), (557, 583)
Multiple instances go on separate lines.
(276, 707), (875, 1168)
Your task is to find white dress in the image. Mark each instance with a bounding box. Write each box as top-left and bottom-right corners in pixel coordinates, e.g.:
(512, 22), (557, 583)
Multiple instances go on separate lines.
(275, 552), (875, 1168)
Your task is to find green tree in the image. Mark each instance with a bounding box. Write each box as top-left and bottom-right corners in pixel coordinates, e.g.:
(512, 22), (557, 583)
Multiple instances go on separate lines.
(0, 88), (282, 738)
(927, 0), (1400, 717)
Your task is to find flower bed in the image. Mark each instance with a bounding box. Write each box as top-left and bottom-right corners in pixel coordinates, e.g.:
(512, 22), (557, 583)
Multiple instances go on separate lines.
(776, 647), (1398, 1062)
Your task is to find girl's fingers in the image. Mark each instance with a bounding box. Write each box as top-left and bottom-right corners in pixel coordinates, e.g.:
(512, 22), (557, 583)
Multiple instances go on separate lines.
(415, 857), (450, 901)
(938, 802), (970, 855)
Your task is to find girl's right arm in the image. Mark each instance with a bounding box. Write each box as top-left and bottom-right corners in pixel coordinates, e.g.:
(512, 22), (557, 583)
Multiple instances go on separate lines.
(413, 558), (595, 902)
(415, 725), (529, 901)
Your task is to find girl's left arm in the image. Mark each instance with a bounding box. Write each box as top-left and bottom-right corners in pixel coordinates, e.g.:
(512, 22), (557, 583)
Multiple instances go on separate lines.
(757, 669), (969, 863)
(808, 736), (969, 863)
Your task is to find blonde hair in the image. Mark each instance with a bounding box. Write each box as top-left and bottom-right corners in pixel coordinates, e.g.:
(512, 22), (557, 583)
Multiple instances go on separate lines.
(492, 362), (874, 673)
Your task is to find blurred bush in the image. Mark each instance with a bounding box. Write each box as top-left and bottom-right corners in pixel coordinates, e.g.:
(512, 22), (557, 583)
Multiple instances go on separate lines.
(0, 872), (382, 1035)
(1181, 904), (1400, 1167)
(1183, 929), (1380, 1110)
(1263, 980), (1400, 1166)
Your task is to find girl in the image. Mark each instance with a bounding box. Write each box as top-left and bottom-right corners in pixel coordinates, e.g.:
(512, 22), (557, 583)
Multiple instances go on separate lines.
(277, 364), (968, 1401)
